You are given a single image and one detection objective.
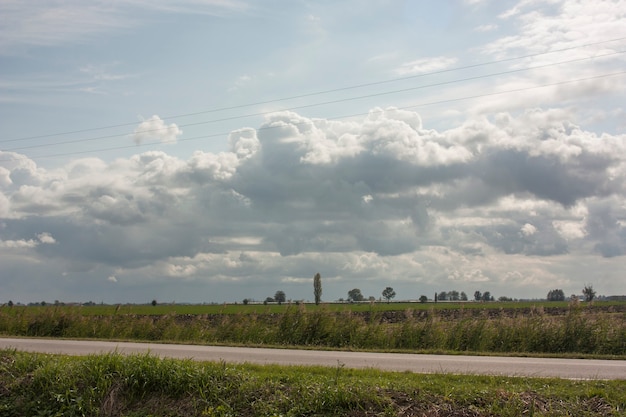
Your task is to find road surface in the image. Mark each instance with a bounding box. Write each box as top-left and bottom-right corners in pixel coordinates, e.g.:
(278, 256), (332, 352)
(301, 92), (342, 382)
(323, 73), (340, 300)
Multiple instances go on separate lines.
(1, 338), (624, 380)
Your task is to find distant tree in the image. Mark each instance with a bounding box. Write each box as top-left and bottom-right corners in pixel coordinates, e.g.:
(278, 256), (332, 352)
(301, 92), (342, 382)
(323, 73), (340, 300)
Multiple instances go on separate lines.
(474, 291), (482, 301)
(547, 289), (565, 301)
(498, 296), (513, 302)
(242, 298), (249, 305)
(382, 287), (396, 303)
(41, 301), (46, 307)
(151, 299), (157, 307)
(419, 295), (428, 303)
(448, 290), (460, 301)
(347, 288), (364, 302)
(313, 272), (322, 305)
(582, 285), (596, 302)
(265, 297), (274, 304)
(274, 291), (286, 305)
(7, 300), (13, 308)
(368, 296), (376, 302)
(438, 291), (448, 301)
(460, 292), (468, 301)
(482, 291), (491, 302)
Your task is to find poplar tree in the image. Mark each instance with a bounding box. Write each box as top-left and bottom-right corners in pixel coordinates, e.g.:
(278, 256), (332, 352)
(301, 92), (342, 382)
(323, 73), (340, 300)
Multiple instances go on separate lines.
(313, 273), (322, 305)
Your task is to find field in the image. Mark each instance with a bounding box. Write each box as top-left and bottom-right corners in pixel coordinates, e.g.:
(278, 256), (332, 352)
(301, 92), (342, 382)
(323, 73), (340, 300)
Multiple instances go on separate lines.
(4, 300), (591, 316)
(1, 301), (625, 416)
(1, 301), (625, 357)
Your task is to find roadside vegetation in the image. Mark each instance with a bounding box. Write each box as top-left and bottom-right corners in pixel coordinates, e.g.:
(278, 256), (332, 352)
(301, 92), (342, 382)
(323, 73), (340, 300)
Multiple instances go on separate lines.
(1, 301), (624, 357)
(1, 349), (624, 416)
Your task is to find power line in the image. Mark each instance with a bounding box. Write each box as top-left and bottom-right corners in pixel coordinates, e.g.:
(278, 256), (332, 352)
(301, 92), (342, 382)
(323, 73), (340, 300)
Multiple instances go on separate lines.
(2, 71), (624, 163)
(2, 36), (625, 144)
(2, 50), (624, 154)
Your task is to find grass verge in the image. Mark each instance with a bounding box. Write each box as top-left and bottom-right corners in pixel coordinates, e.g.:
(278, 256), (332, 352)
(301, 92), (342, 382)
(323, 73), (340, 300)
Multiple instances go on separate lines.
(1, 349), (624, 416)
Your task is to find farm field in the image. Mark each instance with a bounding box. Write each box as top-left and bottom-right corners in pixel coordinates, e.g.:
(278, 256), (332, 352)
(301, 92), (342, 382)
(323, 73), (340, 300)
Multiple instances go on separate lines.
(1, 301), (625, 357)
(4, 299), (614, 316)
(1, 349), (624, 417)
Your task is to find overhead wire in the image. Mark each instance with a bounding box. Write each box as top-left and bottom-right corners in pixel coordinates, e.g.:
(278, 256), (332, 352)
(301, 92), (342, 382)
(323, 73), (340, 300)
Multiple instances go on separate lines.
(1, 36), (625, 144)
(2, 70), (624, 163)
(2, 49), (624, 155)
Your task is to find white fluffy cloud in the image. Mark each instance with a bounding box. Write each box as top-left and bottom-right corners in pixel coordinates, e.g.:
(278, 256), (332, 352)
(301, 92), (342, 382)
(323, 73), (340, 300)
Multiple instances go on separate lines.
(132, 115), (182, 144)
(1, 107), (625, 303)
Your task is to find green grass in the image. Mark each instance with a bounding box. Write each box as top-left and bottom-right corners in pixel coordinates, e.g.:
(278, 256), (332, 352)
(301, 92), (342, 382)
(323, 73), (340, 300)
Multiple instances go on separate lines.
(1, 302), (625, 357)
(0, 349), (624, 416)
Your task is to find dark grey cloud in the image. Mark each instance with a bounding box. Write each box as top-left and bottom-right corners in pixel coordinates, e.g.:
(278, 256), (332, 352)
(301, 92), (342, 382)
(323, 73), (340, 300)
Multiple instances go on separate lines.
(585, 198), (626, 257)
(477, 149), (619, 207)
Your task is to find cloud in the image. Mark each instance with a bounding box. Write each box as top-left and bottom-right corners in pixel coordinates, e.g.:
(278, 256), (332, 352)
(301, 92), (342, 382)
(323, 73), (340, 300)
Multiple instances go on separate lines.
(484, 0), (626, 58)
(132, 115), (182, 144)
(2, 107), (626, 302)
(520, 223), (537, 236)
(395, 56), (458, 75)
(107, 275), (118, 283)
(0, 232), (56, 249)
(0, 1), (248, 53)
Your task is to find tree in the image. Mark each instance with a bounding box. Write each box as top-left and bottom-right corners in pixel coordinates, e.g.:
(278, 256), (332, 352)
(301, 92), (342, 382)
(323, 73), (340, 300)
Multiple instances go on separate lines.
(482, 291), (492, 302)
(582, 285), (596, 302)
(382, 287), (396, 303)
(460, 292), (468, 301)
(474, 291), (482, 301)
(347, 288), (364, 302)
(242, 298), (249, 305)
(547, 289), (565, 301)
(151, 299), (157, 306)
(7, 300), (13, 308)
(419, 295), (428, 303)
(313, 272), (322, 305)
(449, 290), (460, 301)
(438, 291), (448, 301)
(274, 291), (286, 305)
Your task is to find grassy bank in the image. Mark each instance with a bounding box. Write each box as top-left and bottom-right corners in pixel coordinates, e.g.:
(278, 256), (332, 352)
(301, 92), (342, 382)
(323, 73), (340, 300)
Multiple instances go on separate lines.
(1, 303), (624, 357)
(1, 349), (624, 417)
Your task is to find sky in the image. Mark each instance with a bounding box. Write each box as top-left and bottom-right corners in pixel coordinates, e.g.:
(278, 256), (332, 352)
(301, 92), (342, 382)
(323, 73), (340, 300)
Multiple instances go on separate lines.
(1, 0), (625, 304)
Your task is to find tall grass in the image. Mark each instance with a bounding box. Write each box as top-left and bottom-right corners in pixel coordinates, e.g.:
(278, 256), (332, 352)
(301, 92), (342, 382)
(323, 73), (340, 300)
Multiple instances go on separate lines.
(1, 350), (624, 416)
(1, 303), (624, 356)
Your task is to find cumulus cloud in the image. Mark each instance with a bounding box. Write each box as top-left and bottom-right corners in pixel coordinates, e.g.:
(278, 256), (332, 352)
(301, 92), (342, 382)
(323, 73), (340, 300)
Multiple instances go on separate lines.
(2, 107), (626, 302)
(132, 115), (182, 144)
(0, 232), (56, 249)
(520, 223), (537, 236)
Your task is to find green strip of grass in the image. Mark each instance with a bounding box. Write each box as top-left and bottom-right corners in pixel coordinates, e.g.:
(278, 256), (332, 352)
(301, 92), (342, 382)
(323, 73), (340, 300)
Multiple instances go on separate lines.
(0, 349), (624, 417)
(7, 300), (624, 316)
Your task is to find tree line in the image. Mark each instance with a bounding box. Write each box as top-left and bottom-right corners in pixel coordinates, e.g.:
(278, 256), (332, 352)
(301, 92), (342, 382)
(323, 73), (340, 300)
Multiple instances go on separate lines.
(250, 274), (599, 306)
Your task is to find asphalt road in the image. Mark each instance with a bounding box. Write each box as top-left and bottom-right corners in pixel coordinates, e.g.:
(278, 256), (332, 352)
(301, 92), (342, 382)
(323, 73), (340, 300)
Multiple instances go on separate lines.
(1, 337), (624, 380)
